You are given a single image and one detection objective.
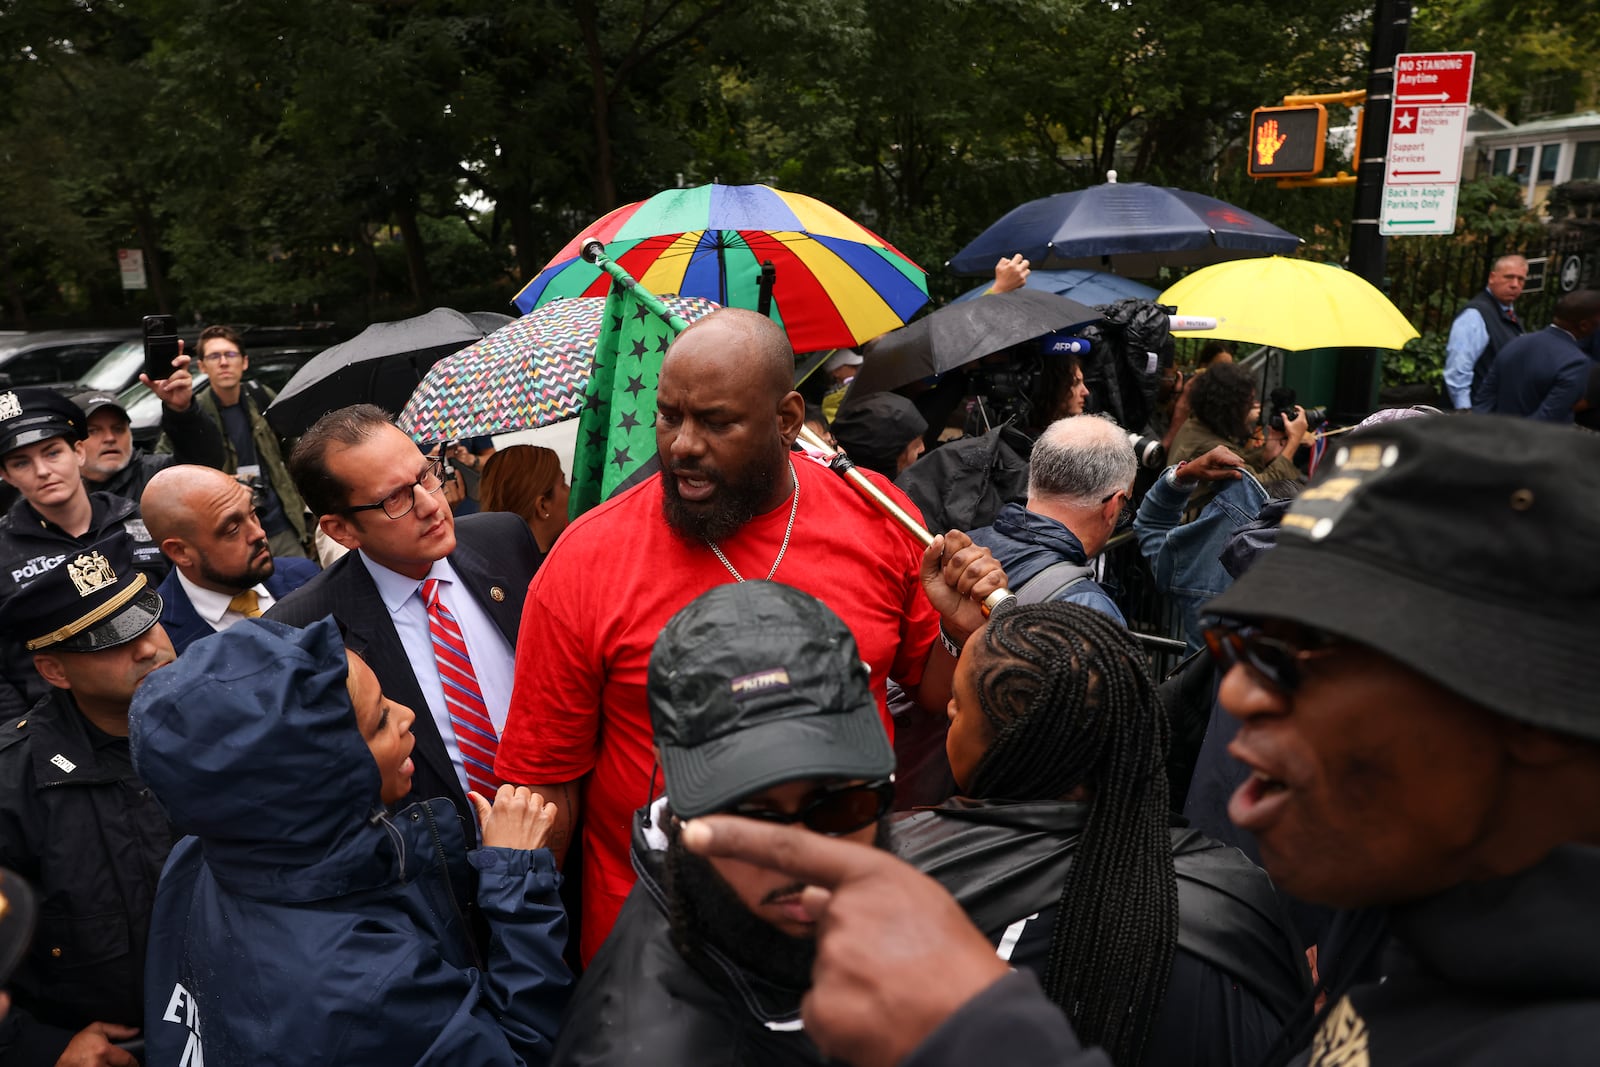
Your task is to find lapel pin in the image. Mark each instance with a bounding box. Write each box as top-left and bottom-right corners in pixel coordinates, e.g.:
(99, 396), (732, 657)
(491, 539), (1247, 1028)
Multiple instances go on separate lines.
(490, 586), (506, 602)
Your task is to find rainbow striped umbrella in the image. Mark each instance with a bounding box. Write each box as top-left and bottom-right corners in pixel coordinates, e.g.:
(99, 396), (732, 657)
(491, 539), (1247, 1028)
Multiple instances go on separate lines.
(512, 183), (929, 353)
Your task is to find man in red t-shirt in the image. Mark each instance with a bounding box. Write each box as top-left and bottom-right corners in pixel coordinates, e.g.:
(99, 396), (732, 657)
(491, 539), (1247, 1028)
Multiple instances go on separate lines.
(496, 308), (1008, 963)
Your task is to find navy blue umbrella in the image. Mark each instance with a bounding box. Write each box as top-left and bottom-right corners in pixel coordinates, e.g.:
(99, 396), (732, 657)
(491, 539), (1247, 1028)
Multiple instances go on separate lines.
(950, 180), (1301, 278)
(951, 267), (1160, 306)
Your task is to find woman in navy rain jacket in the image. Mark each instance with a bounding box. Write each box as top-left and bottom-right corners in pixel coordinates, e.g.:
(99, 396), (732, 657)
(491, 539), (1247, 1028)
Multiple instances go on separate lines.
(130, 616), (571, 1065)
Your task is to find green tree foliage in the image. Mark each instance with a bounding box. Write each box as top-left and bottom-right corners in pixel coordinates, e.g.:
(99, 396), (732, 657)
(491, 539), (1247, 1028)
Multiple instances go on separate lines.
(0, 0), (1578, 331)
(1411, 0), (1600, 121)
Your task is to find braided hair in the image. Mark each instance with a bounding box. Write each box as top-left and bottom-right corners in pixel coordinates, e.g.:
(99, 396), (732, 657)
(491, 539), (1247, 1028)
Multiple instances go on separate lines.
(967, 602), (1179, 1067)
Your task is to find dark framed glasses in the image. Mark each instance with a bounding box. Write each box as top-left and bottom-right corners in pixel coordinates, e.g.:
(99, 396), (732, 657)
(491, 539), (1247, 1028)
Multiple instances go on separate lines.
(728, 778), (895, 837)
(343, 457), (447, 520)
(1202, 621), (1341, 693)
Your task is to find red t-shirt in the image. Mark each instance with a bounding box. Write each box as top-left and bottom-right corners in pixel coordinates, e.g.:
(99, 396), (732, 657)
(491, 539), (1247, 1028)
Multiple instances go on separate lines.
(495, 458), (939, 962)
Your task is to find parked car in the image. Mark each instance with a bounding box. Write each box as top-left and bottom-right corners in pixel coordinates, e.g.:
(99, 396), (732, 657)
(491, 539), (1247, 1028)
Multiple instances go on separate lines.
(122, 343), (327, 448)
(0, 328), (139, 388)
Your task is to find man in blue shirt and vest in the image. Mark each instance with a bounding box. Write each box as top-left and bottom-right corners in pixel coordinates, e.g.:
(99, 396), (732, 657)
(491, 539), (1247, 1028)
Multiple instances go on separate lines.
(1444, 254), (1527, 410)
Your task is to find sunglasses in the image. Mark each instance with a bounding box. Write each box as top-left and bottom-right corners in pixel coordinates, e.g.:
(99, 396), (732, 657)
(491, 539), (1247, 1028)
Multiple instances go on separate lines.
(1202, 621), (1341, 693)
(727, 778), (895, 836)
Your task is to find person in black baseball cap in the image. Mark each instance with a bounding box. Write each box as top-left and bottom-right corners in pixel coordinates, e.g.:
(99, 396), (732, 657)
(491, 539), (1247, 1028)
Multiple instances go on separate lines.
(830, 392), (929, 477)
(552, 580), (896, 1067)
(0, 538), (175, 1065)
(1201, 414), (1600, 1066)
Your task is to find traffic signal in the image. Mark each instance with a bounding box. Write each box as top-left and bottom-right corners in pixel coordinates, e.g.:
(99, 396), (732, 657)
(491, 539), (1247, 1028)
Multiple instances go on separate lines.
(1248, 105), (1327, 178)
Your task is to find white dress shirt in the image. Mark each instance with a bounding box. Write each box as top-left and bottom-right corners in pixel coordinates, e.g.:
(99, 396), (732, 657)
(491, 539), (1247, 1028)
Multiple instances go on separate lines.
(359, 552), (516, 794)
(175, 570), (277, 632)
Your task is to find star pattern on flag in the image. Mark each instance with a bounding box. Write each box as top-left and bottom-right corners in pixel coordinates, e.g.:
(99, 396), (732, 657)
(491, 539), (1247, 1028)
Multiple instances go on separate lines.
(569, 287), (719, 515)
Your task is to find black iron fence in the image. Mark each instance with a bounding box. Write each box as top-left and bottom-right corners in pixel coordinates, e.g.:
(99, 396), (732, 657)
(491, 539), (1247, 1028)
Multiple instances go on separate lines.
(1386, 227), (1600, 337)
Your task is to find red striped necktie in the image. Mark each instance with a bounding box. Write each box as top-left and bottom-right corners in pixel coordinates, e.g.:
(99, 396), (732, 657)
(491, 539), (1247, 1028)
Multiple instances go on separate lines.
(421, 577), (500, 798)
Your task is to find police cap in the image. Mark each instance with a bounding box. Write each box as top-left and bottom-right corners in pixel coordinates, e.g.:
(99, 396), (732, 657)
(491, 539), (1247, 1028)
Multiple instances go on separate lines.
(0, 537), (162, 653)
(0, 388), (87, 459)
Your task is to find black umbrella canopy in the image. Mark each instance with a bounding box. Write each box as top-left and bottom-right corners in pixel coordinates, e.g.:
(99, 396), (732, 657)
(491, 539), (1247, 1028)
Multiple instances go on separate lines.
(849, 289), (1100, 397)
(265, 308), (490, 438)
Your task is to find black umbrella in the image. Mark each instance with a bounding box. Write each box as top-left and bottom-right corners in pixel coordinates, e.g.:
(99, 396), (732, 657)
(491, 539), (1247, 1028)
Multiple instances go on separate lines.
(264, 308), (490, 438)
(849, 289), (1100, 397)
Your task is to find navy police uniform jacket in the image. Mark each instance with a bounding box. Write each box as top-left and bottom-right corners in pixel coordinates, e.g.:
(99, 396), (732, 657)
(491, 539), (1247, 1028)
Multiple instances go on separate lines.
(0, 687), (175, 1065)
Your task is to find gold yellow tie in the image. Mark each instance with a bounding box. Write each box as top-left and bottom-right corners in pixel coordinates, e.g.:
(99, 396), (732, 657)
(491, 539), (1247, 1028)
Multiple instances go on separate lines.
(227, 589), (262, 619)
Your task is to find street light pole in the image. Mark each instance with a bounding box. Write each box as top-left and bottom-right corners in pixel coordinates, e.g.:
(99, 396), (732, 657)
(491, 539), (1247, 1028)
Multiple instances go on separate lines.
(1338, 0), (1411, 416)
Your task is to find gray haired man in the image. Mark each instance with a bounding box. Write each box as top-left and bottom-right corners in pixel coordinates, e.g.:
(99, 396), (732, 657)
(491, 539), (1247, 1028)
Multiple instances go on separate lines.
(968, 415), (1134, 623)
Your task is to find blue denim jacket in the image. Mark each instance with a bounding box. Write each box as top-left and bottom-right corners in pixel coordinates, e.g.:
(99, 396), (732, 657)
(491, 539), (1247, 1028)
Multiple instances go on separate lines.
(1133, 468), (1268, 652)
(970, 503), (1126, 625)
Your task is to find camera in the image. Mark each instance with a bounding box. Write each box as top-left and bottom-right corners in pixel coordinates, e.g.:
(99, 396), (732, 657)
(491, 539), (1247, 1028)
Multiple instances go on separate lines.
(1126, 432), (1166, 469)
(1267, 387), (1328, 433)
(966, 357), (1043, 431)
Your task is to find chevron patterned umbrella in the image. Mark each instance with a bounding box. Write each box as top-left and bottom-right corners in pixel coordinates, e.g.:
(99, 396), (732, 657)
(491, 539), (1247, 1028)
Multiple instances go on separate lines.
(397, 294), (721, 442)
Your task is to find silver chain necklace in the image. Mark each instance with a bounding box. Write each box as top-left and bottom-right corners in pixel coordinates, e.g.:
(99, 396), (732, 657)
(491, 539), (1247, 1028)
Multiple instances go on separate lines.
(707, 460), (799, 582)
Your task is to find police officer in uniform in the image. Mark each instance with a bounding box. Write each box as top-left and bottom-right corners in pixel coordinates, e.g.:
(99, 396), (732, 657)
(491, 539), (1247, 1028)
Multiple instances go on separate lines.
(0, 541), (176, 1066)
(0, 389), (166, 721)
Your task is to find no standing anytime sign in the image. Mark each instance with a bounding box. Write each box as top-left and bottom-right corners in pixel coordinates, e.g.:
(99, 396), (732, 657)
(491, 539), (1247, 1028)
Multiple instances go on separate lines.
(1380, 52), (1475, 236)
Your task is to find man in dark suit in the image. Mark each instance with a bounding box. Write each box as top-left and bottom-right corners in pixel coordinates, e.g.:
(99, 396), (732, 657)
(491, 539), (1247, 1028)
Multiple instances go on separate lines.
(141, 465), (319, 655)
(1475, 289), (1600, 423)
(265, 406), (540, 833)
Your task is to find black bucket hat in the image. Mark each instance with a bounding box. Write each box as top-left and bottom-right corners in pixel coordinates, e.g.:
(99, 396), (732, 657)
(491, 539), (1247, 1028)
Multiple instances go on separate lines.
(647, 581), (894, 819)
(1206, 414), (1600, 742)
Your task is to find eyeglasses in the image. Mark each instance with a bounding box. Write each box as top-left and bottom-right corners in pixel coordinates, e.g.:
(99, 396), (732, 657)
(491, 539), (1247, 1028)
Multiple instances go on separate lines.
(199, 349), (245, 363)
(1100, 488), (1133, 525)
(1202, 621), (1341, 693)
(728, 779), (895, 836)
(343, 458), (447, 520)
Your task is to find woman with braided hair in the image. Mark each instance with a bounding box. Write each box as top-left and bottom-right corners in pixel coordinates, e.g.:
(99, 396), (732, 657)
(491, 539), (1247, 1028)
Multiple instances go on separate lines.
(894, 602), (1308, 1067)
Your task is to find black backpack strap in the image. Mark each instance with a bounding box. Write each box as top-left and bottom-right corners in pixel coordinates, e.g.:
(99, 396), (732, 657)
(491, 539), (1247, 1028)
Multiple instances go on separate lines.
(1015, 559), (1096, 606)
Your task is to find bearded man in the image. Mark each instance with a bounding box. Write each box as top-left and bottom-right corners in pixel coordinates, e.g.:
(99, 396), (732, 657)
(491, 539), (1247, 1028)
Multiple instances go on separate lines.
(496, 308), (1006, 963)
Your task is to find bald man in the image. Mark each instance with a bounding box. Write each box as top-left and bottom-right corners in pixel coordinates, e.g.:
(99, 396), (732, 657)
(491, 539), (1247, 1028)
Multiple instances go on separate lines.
(495, 307), (1008, 962)
(142, 465), (320, 654)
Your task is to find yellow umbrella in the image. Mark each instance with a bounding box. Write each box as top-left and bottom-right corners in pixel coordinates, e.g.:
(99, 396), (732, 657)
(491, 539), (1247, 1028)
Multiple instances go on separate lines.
(1159, 256), (1419, 351)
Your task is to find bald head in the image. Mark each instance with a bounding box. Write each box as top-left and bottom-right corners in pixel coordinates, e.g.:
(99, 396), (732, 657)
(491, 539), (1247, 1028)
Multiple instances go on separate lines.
(142, 465), (239, 544)
(143, 465), (275, 592)
(1553, 289), (1600, 339)
(665, 308), (795, 403)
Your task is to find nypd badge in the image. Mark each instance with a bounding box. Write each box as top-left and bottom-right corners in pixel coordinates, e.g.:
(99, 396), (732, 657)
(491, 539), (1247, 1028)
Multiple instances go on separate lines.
(67, 551), (117, 597)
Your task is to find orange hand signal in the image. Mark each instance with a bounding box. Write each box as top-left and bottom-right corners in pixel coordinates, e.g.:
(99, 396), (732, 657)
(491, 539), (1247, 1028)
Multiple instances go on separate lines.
(1256, 119), (1288, 165)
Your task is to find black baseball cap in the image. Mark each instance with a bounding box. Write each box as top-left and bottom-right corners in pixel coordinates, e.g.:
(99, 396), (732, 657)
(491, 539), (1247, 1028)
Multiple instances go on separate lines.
(830, 393), (928, 475)
(0, 537), (162, 653)
(0, 388), (86, 458)
(1206, 414), (1600, 741)
(647, 581), (894, 819)
(71, 390), (130, 422)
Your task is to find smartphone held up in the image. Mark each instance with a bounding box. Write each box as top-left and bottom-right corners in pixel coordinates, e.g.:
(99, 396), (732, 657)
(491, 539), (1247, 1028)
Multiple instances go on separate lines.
(142, 314), (180, 382)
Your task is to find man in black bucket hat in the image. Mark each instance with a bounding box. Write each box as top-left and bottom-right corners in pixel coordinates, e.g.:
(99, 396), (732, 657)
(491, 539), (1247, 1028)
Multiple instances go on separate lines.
(551, 580), (897, 1067)
(0, 539), (175, 1066)
(1202, 413), (1600, 1066)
